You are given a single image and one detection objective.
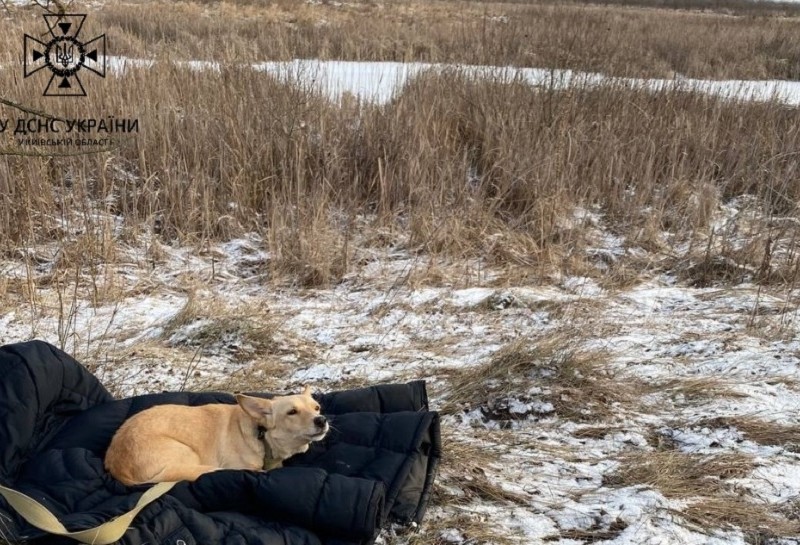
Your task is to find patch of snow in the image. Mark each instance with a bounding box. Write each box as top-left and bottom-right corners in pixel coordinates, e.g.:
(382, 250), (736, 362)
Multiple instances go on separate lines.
(94, 57), (800, 106)
(561, 276), (604, 297)
(744, 461), (800, 504)
(449, 287), (496, 307)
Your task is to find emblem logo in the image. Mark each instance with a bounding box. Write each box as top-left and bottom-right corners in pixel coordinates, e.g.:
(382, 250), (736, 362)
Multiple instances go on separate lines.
(24, 14), (106, 97)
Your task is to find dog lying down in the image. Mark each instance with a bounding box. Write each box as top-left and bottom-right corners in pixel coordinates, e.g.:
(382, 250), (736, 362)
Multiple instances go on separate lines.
(105, 386), (329, 486)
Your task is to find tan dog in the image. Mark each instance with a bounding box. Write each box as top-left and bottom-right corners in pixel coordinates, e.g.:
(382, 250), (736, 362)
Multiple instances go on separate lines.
(105, 386), (328, 486)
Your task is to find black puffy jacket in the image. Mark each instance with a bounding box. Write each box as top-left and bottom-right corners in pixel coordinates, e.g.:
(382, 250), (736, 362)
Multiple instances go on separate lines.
(0, 341), (440, 545)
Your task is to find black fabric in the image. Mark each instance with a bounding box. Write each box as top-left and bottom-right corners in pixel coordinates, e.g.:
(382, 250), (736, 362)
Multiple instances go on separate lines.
(0, 341), (441, 545)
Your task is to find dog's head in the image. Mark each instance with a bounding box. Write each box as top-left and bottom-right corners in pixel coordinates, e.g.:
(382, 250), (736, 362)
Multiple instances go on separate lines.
(236, 386), (328, 457)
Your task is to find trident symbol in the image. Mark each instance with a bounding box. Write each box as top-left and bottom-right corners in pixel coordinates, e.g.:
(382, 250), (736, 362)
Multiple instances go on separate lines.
(56, 43), (74, 67)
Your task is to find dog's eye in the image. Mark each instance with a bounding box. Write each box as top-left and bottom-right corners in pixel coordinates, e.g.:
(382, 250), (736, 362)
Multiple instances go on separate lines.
(314, 406), (320, 411)
(287, 409), (298, 415)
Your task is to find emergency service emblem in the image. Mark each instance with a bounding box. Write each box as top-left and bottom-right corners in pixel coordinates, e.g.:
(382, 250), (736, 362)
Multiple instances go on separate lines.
(24, 14), (106, 97)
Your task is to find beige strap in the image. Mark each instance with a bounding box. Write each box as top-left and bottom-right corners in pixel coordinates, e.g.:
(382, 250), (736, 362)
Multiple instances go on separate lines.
(0, 480), (177, 545)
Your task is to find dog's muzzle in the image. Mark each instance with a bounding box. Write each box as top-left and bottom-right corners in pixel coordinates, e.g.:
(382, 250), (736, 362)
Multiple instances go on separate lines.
(308, 416), (329, 441)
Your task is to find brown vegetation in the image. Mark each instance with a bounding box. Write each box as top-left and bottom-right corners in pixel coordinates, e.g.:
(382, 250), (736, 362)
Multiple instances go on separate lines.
(5, 0), (799, 79)
(2, 64), (799, 286)
(610, 450), (800, 537)
(694, 415), (800, 450)
(443, 334), (637, 420)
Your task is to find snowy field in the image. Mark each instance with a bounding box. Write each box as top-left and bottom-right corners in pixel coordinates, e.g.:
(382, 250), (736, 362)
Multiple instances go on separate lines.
(2, 2), (800, 542)
(2, 199), (800, 544)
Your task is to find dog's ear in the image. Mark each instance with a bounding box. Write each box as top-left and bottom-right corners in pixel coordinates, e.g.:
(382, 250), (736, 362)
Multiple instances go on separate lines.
(236, 394), (274, 426)
(301, 385), (312, 396)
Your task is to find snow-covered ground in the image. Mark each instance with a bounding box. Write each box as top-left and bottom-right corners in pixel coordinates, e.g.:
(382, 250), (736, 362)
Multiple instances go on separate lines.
(2, 201), (800, 544)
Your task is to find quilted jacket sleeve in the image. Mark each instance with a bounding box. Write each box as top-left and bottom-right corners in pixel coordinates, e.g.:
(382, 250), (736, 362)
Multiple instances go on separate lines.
(0, 341), (112, 481)
(315, 381), (429, 415)
(289, 382), (441, 526)
(171, 468), (385, 542)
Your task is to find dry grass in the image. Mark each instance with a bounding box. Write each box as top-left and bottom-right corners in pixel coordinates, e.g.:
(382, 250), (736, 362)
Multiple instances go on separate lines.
(554, 519), (628, 542)
(443, 333), (641, 421)
(161, 294), (315, 365)
(97, 0), (800, 80)
(267, 200), (352, 287)
(4, 0), (797, 81)
(435, 431), (530, 506)
(1, 59), (799, 286)
(86, 341), (203, 396)
(572, 425), (626, 440)
(551, 0), (800, 13)
(657, 377), (749, 402)
(608, 448), (799, 543)
(469, 425), (588, 461)
(199, 359), (292, 394)
(678, 496), (800, 538)
(166, 310), (277, 360)
(693, 415), (800, 450)
(609, 451), (755, 497)
(0, 513), (14, 545)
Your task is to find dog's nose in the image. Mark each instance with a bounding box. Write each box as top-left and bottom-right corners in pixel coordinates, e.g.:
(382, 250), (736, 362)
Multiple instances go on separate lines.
(314, 416), (327, 428)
